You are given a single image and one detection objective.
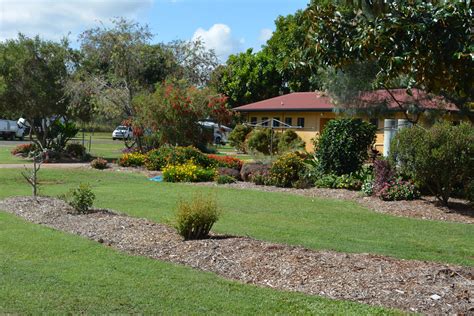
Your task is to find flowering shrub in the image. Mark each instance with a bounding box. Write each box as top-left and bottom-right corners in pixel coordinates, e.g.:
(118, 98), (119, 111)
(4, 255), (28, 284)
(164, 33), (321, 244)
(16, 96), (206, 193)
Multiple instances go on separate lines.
(240, 163), (271, 182)
(162, 162), (216, 182)
(118, 152), (147, 167)
(145, 146), (213, 171)
(373, 159), (395, 195)
(11, 143), (37, 156)
(90, 157), (108, 170)
(378, 179), (420, 201)
(207, 154), (243, 170)
(269, 152), (306, 188)
(361, 179), (374, 196)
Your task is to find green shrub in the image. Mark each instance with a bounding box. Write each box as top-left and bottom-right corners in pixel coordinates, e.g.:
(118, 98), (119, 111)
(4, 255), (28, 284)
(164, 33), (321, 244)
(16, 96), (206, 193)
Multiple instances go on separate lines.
(175, 194), (220, 240)
(228, 124), (252, 153)
(90, 157), (108, 170)
(361, 180), (374, 196)
(68, 183), (95, 213)
(162, 162), (216, 182)
(390, 122), (474, 205)
(314, 119), (376, 175)
(216, 175), (237, 184)
(315, 173), (363, 190)
(118, 152), (147, 167)
(466, 180), (474, 204)
(278, 130), (306, 153)
(378, 179), (420, 201)
(65, 143), (86, 158)
(269, 152), (306, 188)
(250, 171), (272, 186)
(145, 146), (213, 171)
(246, 129), (280, 155)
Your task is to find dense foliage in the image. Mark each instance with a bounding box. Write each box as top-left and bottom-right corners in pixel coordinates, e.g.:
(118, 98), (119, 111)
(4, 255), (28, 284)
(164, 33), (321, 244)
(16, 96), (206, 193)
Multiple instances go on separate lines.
(67, 183), (96, 214)
(162, 162), (215, 183)
(269, 152), (306, 188)
(227, 124), (252, 153)
(145, 146), (213, 171)
(314, 119), (376, 175)
(175, 194), (220, 240)
(390, 122), (474, 205)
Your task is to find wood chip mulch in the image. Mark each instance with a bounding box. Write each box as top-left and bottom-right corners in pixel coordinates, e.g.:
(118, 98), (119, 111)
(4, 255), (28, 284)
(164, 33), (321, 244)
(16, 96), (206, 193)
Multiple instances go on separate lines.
(193, 182), (474, 224)
(1, 197), (473, 314)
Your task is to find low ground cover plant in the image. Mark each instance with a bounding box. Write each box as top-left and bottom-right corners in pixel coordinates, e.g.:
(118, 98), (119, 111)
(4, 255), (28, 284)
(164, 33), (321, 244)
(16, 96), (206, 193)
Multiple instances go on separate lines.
(216, 174), (237, 184)
(162, 162), (215, 182)
(378, 179), (420, 201)
(216, 167), (241, 180)
(240, 162), (271, 182)
(11, 143), (37, 157)
(175, 194), (221, 240)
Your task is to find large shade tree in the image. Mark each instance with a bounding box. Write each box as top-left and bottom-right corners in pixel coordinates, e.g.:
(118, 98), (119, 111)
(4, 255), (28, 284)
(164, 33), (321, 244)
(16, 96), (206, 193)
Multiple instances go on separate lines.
(306, 1), (473, 119)
(0, 34), (75, 148)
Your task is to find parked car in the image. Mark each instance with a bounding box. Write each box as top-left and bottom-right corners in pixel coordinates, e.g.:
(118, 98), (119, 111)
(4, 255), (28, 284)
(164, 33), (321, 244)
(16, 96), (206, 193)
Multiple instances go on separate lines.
(198, 121), (232, 145)
(0, 118), (26, 140)
(112, 126), (133, 140)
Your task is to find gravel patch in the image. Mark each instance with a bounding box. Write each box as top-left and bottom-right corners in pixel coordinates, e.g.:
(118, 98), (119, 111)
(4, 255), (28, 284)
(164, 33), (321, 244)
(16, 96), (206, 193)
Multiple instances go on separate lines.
(192, 182), (474, 224)
(1, 196), (473, 314)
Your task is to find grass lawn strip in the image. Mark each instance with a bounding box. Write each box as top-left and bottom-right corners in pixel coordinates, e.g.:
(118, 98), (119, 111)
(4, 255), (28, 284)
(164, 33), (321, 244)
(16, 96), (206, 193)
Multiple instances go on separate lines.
(0, 211), (397, 315)
(0, 168), (472, 267)
(1, 196), (472, 314)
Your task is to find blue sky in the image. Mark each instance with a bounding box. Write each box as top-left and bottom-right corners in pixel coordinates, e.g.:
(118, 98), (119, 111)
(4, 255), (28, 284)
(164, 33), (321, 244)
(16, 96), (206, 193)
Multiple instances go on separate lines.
(0, 0), (309, 61)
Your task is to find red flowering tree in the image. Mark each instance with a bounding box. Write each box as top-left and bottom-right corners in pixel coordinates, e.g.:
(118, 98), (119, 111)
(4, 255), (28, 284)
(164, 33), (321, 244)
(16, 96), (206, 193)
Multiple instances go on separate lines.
(133, 81), (233, 148)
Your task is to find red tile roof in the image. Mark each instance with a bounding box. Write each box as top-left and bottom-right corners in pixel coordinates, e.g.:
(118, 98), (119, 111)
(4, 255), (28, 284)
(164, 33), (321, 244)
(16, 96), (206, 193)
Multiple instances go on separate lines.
(233, 89), (459, 112)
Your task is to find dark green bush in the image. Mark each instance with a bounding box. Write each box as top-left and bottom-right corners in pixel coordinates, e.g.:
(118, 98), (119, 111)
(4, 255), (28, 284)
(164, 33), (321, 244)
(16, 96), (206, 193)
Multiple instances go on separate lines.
(216, 175), (237, 184)
(314, 119), (376, 175)
(269, 152), (306, 188)
(228, 124), (252, 153)
(390, 122), (474, 205)
(65, 143), (86, 158)
(246, 129), (280, 155)
(277, 130), (306, 153)
(68, 183), (95, 213)
(175, 194), (220, 240)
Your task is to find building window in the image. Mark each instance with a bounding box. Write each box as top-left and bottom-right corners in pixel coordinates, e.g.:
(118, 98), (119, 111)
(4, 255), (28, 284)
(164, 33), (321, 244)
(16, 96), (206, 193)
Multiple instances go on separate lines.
(285, 117), (292, 126)
(273, 117), (280, 127)
(262, 117), (269, 126)
(250, 117), (257, 125)
(297, 117), (305, 128)
(370, 118), (378, 128)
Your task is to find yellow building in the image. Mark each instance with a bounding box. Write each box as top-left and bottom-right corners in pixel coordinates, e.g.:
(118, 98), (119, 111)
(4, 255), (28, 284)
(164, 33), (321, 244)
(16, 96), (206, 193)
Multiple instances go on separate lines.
(233, 90), (464, 153)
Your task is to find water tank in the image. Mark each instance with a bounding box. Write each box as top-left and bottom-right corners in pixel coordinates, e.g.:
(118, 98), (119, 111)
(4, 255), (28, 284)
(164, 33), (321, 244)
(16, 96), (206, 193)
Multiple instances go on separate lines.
(383, 119), (397, 157)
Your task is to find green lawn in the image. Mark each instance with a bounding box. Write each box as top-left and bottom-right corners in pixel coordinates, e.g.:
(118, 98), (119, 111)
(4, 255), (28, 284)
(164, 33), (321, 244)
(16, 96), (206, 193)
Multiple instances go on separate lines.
(0, 145), (28, 164)
(1, 168), (472, 267)
(72, 132), (124, 160)
(0, 212), (396, 314)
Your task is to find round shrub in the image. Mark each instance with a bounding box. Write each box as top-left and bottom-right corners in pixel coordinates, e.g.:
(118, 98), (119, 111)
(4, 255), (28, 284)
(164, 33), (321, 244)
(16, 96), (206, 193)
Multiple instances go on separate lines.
(67, 183), (96, 213)
(66, 143), (86, 158)
(90, 157), (108, 170)
(118, 152), (147, 167)
(269, 152), (306, 188)
(228, 124), (252, 153)
(240, 162), (271, 182)
(314, 119), (376, 175)
(246, 129), (279, 155)
(175, 194), (220, 240)
(390, 122), (474, 205)
(216, 175), (237, 184)
(277, 130), (305, 153)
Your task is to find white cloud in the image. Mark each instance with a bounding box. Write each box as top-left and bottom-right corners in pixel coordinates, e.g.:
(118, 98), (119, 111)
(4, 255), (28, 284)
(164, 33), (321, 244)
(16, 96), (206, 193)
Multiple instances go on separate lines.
(259, 28), (273, 43)
(0, 0), (153, 42)
(192, 23), (243, 62)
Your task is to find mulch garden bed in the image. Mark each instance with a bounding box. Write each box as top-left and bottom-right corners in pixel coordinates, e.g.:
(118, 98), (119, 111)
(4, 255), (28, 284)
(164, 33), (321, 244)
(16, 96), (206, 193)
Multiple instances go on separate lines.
(193, 182), (474, 224)
(1, 196), (472, 314)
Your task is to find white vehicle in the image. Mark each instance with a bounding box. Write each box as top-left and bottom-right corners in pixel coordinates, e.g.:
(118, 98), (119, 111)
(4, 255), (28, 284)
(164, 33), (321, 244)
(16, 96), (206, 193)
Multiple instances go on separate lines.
(0, 118), (26, 140)
(112, 126), (133, 140)
(198, 121), (232, 145)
